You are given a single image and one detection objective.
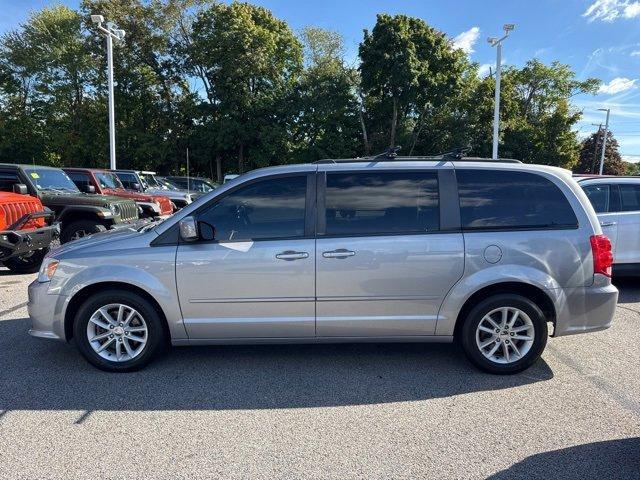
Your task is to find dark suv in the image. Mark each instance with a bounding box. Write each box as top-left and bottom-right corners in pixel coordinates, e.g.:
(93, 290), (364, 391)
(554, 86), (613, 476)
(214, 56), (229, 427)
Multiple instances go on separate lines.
(0, 164), (139, 243)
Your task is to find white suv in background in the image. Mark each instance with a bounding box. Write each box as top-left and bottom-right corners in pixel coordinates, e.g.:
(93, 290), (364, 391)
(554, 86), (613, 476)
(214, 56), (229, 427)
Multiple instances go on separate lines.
(577, 176), (640, 276)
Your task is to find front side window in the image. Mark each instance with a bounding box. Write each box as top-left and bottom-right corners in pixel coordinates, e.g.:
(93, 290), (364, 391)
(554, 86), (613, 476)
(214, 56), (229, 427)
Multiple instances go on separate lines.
(198, 175), (307, 241)
(583, 184), (610, 213)
(139, 173), (161, 189)
(95, 172), (123, 189)
(324, 171), (439, 236)
(24, 168), (79, 193)
(117, 173), (139, 190)
(67, 171), (91, 190)
(618, 184), (640, 212)
(457, 170), (578, 230)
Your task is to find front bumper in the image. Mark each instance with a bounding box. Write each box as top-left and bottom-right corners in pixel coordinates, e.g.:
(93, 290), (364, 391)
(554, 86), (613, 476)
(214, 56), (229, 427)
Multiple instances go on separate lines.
(553, 279), (618, 337)
(0, 223), (60, 261)
(27, 279), (67, 341)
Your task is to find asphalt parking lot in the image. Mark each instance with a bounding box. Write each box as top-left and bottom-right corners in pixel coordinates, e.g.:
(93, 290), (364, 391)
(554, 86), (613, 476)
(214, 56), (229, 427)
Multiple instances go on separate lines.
(0, 269), (638, 479)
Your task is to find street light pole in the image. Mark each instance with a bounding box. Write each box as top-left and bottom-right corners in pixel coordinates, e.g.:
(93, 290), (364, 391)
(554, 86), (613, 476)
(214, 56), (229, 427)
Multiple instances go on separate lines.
(106, 33), (116, 171)
(598, 108), (610, 175)
(91, 15), (125, 171)
(488, 24), (515, 160)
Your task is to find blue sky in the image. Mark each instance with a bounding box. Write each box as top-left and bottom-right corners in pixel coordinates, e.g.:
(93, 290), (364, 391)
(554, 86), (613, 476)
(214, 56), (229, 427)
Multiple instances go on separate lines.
(2, 0), (639, 159)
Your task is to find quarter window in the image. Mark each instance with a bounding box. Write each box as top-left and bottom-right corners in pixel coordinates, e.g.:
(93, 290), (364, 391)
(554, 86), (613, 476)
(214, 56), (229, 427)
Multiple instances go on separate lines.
(198, 175), (307, 241)
(324, 172), (439, 235)
(457, 170), (578, 229)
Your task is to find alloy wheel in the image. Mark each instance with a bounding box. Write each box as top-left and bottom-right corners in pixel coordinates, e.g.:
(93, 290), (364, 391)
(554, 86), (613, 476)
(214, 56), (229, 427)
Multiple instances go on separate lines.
(475, 307), (535, 364)
(86, 303), (148, 362)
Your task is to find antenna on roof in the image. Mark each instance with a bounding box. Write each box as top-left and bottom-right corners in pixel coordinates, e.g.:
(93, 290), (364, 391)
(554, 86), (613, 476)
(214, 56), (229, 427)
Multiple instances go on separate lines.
(372, 146), (402, 159)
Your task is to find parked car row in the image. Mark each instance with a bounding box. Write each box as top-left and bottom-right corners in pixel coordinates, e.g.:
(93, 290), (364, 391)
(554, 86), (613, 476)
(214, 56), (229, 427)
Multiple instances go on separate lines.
(0, 163), (218, 272)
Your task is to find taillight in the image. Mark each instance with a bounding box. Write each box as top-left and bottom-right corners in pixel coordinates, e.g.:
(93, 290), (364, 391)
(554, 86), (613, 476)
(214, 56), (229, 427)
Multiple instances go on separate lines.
(590, 234), (613, 277)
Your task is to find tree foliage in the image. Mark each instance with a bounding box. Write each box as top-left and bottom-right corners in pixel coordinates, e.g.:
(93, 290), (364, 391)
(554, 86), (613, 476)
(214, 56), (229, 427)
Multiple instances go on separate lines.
(575, 130), (625, 175)
(0, 2), (611, 177)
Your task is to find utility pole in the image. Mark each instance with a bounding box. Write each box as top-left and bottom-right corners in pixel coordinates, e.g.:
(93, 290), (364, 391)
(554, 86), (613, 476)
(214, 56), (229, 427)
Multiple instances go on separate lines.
(591, 123), (602, 174)
(597, 108), (610, 175)
(488, 24), (515, 160)
(91, 15), (125, 170)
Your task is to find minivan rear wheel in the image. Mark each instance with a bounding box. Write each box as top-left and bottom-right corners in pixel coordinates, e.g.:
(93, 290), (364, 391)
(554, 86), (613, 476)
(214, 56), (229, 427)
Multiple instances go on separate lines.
(460, 294), (548, 374)
(73, 290), (166, 372)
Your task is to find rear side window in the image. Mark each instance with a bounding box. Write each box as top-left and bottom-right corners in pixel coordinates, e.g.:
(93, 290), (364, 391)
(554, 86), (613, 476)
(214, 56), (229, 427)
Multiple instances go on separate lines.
(582, 184), (610, 213)
(324, 171), (439, 235)
(618, 184), (640, 212)
(457, 170), (578, 230)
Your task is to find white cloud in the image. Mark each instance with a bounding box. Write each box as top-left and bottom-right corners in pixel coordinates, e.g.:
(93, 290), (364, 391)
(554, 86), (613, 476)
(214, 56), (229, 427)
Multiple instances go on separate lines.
(598, 77), (638, 94)
(623, 154), (640, 163)
(632, 50), (640, 57)
(583, 0), (640, 22)
(453, 27), (480, 55)
(477, 63), (493, 77)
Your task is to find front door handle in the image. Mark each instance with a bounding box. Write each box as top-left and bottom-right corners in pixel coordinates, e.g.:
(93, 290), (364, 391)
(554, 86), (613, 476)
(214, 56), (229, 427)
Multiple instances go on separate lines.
(600, 221), (617, 227)
(275, 251), (309, 261)
(322, 249), (356, 259)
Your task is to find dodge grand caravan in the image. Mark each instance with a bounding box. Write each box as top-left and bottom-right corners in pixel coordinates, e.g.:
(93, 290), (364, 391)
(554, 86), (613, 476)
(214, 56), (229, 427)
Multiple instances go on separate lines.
(28, 156), (618, 374)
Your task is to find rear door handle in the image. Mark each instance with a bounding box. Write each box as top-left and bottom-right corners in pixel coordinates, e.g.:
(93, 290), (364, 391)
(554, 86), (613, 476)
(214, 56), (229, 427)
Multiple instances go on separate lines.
(275, 251), (309, 261)
(322, 249), (356, 259)
(600, 221), (617, 227)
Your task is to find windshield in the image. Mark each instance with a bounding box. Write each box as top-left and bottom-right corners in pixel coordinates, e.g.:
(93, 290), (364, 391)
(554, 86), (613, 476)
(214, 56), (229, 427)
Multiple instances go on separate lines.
(139, 173), (161, 188)
(25, 168), (79, 192)
(95, 172), (123, 189)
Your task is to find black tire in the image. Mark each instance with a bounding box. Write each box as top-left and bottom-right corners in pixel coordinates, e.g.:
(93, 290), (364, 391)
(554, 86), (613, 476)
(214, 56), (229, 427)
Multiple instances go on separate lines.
(73, 290), (166, 372)
(3, 248), (49, 274)
(60, 220), (107, 244)
(460, 294), (548, 375)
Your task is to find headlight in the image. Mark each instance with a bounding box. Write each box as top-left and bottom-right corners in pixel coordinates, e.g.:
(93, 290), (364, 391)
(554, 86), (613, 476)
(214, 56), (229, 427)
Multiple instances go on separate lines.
(38, 258), (59, 283)
(109, 204), (121, 216)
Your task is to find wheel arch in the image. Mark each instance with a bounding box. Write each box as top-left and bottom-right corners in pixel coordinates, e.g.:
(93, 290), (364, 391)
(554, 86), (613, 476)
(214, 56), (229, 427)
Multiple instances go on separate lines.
(64, 281), (170, 344)
(452, 282), (557, 341)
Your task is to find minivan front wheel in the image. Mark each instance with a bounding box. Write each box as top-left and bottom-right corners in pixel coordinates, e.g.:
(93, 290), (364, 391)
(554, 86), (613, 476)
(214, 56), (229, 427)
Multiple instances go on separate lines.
(73, 290), (166, 372)
(460, 294), (548, 374)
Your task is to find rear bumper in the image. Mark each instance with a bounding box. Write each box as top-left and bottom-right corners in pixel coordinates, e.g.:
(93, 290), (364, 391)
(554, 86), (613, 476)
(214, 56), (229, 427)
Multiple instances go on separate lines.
(553, 279), (618, 337)
(0, 223), (60, 261)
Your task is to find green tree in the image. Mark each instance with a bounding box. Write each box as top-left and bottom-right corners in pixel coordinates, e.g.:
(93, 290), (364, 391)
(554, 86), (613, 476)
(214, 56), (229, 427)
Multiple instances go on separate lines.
(358, 14), (467, 152)
(575, 130), (625, 175)
(499, 60), (600, 167)
(0, 5), (99, 165)
(186, 2), (302, 173)
(289, 27), (361, 162)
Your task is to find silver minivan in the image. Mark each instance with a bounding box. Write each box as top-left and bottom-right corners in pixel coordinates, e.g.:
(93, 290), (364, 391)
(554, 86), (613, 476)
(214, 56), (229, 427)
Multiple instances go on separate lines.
(28, 157), (618, 374)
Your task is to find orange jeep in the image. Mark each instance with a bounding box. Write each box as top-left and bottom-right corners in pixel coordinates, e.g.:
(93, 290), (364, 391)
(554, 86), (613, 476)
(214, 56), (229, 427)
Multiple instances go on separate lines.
(0, 190), (59, 273)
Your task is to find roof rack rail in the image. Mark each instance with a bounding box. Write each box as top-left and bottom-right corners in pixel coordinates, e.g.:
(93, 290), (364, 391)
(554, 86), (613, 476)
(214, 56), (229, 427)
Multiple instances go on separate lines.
(314, 155), (522, 164)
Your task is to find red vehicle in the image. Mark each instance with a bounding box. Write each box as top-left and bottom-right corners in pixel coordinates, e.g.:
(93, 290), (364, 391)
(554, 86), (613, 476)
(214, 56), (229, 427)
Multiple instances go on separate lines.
(64, 168), (174, 218)
(0, 190), (59, 273)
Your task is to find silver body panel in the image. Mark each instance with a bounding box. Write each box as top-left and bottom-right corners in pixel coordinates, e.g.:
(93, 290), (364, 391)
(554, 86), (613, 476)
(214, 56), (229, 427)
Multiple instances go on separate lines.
(28, 161), (617, 347)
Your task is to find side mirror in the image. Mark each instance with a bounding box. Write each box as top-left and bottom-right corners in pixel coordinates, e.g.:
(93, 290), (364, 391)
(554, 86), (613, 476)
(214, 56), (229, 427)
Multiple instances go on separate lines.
(179, 216), (199, 242)
(13, 184), (28, 195)
(198, 221), (215, 241)
(84, 185), (96, 194)
(133, 183), (142, 191)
